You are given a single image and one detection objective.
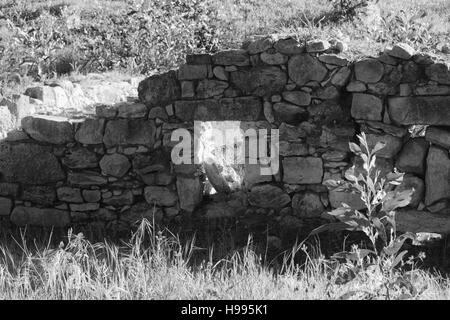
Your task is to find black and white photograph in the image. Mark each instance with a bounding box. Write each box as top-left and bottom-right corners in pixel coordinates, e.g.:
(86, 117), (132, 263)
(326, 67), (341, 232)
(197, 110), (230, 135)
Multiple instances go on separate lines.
(0, 0), (449, 306)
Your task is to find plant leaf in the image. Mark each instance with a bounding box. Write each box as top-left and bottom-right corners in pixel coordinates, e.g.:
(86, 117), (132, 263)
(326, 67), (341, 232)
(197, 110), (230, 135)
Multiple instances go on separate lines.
(372, 141), (386, 154)
(349, 142), (362, 155)
(392, 250), (408, 268)
(309, 222), (352, 236)
(382, 189), (413, 212)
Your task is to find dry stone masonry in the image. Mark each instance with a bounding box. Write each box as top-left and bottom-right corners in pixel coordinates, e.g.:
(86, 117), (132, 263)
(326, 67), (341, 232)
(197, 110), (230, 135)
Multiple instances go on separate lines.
(0, 34), (450, 240)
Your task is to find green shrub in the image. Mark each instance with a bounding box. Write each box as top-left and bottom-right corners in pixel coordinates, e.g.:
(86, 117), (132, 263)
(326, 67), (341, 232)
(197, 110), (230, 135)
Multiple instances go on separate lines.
(313, 132), (425, 299)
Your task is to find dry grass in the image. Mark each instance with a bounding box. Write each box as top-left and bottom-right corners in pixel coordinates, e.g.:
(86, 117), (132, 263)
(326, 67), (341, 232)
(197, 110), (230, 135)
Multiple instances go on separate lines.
(0, 219), (449, 300)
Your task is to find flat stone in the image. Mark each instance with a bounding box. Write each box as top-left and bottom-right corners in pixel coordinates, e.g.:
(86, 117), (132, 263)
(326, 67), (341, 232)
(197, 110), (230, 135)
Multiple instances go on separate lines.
(181, 81), (195, 98)
(95, 104), (117, 118)
(148, 107), (168, 121)
(230, 66), (287, 96)
(144, 186), (178, 206)
(67, 171), (108, 186)
(176, 176), (202, 212)
(174, 99), (217, 122)
(11, 206), (70, 227)
(243, 163), (274, 188)
(0, 197), (12, 216)
(388, 96), (450, 125)
(21, 115), (73, 144)
(177, 64), (208, 80)
(23, 85), (69, 109)
(102, 190), (134, 206)
(248, 184), (290, 208)
(365, 133), (402, 158)
(103, 119), (156, 148)
(396, 138), (429, 175)
(292, 192), (324, 217)
(260, 52), (288, 65)
(273, 102), (308, 125)
(351, 93), (383, 121)
(328, 189), (365, 210)
(387, 43), (415, 60)
(70, 203), (100, 212)
(132, 150), (170, 175)
(378, 53), (399, 65)
(82, 189), (101, 202)
(361, 121), (407, 138)
(331, 67), (351, 87)
(138, 70), (181, 107)
(306, 40), (330, 53)
(319, 125), (355, 151)
(354, 59), (384, 83)
(57, 187), (83, 203)
(414, 85), (450, 96)
(322, 150), (348, 162)
(99, 153), (131, 178)
(0, 183), (19, 197)
(425, 146), (450, 206)
(282, 91), (311, 106)
(0, 143), (65, 184)
(282, 157), (323, 184)
(346, 81), (366, 92)
(263, 101), (275, 123)
(307, 101), (342, 123)
(1, 94), (37, 126)
(245, 36), (273, 54)
(318, 54), (349, 66)
(186, 54), (211, 65)
(22, 186), (56, 205)
(425, 127), (450, 149)
(5, 129), (29, 142)
(279, 123), (306, 141)
(288, 54), (327, 85)
(117, 103), (148, 118)
(396, 210), (450, 234)
(75, 118), (105, 144)
(312, 86), (340, 100)
(196, 79), (228, 98)
(425, 63), (450, 85)
(174, 97), (262, 121)
(141, 171), (174, 186)
(279, 141), (309, 156)
(370, 81), (393, 95)
(62, 147), (98, 169)
(212, 66), (228, 80)
(219, 97), (262, 121)
(212, 50), (250, 66)
(274, 37), (305, 55)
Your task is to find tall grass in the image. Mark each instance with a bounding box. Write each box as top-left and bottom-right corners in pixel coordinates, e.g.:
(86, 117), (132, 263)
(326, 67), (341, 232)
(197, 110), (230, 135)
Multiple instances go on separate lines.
(0, 219), (449, 300)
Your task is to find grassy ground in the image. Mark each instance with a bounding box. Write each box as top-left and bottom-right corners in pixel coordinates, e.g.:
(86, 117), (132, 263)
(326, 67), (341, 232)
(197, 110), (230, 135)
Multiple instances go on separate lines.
(0, 0), (448, 85)
(0, 219), (448, 300)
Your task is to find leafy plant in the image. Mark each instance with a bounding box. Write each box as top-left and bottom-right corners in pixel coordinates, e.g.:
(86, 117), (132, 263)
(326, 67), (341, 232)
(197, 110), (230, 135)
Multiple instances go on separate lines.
(327, 0), (371, 20)
(312, 132), (422, 299)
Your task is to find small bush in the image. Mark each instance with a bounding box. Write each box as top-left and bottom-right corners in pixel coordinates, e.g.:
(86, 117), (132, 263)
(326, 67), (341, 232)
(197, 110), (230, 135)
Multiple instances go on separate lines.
(313, 133), (428, 299)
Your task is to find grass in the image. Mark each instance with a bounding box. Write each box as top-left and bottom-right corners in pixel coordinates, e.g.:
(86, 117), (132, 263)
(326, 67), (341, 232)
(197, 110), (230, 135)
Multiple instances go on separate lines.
(0, 0), (448, 87)
(0, 219), (449, 300)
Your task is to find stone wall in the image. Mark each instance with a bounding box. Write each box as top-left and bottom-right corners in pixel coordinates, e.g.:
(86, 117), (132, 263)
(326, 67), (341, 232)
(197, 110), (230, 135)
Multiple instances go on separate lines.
(0, 35), (449, 241)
